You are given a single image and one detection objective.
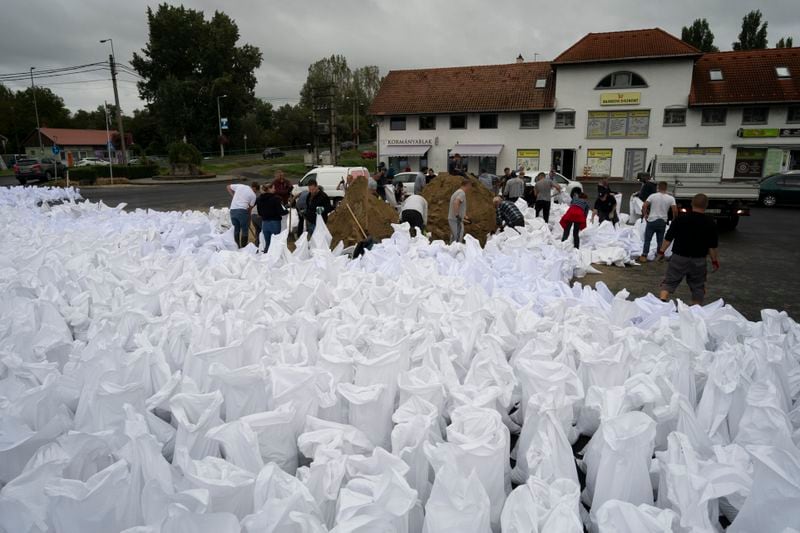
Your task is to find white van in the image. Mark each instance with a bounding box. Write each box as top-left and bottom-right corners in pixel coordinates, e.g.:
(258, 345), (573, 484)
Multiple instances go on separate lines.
(293, 166), (370, 205)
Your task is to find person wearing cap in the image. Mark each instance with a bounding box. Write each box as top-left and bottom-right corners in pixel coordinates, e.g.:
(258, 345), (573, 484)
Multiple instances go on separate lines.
(493, 196), (525, 230)
(226, 181), (259, 248)
(657, 193), (719, 305)
(448, 177), (472, 243)
(636, 172), (657, 201)
(593, 187), (619, 226)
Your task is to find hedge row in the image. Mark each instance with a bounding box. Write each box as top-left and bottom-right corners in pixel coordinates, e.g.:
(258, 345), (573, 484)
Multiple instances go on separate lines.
(68, 165), (159, 182)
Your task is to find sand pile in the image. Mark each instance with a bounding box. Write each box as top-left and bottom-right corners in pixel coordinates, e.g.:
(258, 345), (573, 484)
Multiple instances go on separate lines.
(327, 176), (398, 247)
(422, 173), (496, 245)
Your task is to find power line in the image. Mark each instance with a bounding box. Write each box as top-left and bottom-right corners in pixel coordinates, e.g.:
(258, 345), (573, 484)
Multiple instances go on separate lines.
(0, 62), (108, 81)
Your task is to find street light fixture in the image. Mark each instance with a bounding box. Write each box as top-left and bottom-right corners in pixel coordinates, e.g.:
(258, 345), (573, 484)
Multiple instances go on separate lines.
(100, 38), (128, 164)
(217, 94), (228, 158)
(29, 67), (43, 156)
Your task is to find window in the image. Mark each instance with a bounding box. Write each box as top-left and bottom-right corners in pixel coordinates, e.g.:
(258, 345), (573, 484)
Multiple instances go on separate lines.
(478, 156), (497, 174)
(389, 116), (406, 130)
(450, 114), (467, 129)
(299, 172), (317, 186)
(663, 108), (687, 126)
(776, 66), (791, 78)
(479, 114), (498, 129)
(595, 71), (647, 89)
(742, 107), (769, 125)
(701, 108), (726, 125)
(709, 69), (723, 81)
(587, 110), (650, 138)
(419, 115), (436, 130)
(734, 148), (766, 178)
(555, 111), (575, 128)
(535, 78), (547, 88)
(520, 113), (540, 129)
(788, 106), (800, 123)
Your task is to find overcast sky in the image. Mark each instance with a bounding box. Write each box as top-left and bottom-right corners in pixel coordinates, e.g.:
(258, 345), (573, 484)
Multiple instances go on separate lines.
(0, 0), (797, 113)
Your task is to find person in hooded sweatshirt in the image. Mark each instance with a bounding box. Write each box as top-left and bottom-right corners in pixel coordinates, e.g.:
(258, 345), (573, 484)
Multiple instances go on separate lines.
(256, 182), (288, 252)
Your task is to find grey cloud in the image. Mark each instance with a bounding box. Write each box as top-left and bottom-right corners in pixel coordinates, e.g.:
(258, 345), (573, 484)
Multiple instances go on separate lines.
(0, 0), (797, 112)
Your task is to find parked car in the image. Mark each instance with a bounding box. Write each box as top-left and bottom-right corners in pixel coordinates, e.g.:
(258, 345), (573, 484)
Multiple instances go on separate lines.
(75, 157), (110, 167)
(262, 147), (286, 159)
(392, 171), (420, 200)
(340, 141), (356, 150)
(360, 150), (377, 160)
(759, 170), (800, 207)
(293, 166), (371, 205)
(14, 158), (68, 184)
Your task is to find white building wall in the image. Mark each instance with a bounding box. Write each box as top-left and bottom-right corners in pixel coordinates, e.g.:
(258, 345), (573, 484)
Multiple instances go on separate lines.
(377, 58), (800, 179)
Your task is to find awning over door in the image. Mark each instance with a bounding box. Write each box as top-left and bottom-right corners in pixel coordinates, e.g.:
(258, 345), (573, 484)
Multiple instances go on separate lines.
(382, 145), (431, 156)
(449, 144), (504, 156)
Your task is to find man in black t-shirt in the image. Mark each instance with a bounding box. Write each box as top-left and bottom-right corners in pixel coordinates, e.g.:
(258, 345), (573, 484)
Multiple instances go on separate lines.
(657, 193), (720, 305)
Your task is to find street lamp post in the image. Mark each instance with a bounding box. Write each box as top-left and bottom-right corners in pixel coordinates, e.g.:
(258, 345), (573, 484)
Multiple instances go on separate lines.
(29, 67), (43, 156)
(100, 38), (128, 164)
(216, 94), (227, 158)
(243, 134), (248, 155)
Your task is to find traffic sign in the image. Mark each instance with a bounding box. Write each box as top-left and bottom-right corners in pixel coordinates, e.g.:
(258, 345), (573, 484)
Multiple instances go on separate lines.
(51, 145), (60, 155)
(108, 142), (114, 150)
(220, 118), (229, 130)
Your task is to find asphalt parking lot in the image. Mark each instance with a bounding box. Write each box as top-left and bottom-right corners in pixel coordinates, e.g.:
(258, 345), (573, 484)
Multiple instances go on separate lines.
(3, 176), (798, 321)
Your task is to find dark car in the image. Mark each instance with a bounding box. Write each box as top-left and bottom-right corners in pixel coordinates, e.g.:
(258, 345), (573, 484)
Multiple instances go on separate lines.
(759, 171), (800, 207)
(262, 147), (286, 159)
(14, 157), (68, 185)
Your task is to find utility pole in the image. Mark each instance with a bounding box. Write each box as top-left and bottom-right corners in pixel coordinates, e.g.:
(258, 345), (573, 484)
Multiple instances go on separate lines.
(104, 101), (114, 185)
(29, 67), (43, 156)
(100, 39), (128, 164)
(330, 86), (337, 166)
(311, 89), (317, 165)
(216, 94), (228, 158)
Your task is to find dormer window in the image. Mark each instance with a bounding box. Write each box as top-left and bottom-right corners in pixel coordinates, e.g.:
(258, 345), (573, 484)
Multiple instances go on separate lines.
(776, 66), (790, 78)
(535, 78), (547, 88)
(595, 71), (647, 89)
(709, 69), (723, 81)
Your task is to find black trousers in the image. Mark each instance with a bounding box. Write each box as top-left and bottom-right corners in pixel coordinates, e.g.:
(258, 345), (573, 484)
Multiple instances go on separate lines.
(535, 200), (551, 223)
(562, 222), (580, 248)
(400, 209), (424, 233)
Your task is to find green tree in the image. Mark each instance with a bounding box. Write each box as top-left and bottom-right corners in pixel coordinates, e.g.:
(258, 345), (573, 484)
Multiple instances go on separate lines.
(732, 10), (768, 50)
(0, 84), (71, 153)
(776, 37), (794, 48)
(681, 18), (719, 52)
(130, 4), (262, 151)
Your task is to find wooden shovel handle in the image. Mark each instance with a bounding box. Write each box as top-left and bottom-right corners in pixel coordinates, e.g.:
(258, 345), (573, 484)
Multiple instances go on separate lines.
(344, 202), (368, 240)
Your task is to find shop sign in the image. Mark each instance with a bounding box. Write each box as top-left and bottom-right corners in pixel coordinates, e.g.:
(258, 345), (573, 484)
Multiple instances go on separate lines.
(516, 149), (540, 158)
(737, 128), (779, 138)
(600, 92), (640, 106)
(586, 149), (612, 177)
(780, 128), (800, 138)
(386, 139), (433, 145)
(673, 147), (723, 155)
(587, 149), (612, 159)
(516, 149), (540, 172)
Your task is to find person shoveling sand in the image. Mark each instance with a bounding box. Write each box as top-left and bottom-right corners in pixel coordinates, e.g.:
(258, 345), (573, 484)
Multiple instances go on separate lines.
(327, 176), (398, 248)
(422, 173), (496, 245)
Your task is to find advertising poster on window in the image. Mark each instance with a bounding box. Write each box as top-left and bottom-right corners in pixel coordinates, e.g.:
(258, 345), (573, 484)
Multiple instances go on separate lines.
(608, 112), (628, 137)
(516, 149), (540, 172)
(586, 149), (612, 177)
(763, 148), (785, 176)
(587, 112), (609, 138)
(627, 111), (650, 137)
(733, 148), (766, 178)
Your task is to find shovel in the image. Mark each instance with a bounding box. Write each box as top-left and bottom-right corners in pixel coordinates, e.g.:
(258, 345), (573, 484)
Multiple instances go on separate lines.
(344, 202), (374, 258)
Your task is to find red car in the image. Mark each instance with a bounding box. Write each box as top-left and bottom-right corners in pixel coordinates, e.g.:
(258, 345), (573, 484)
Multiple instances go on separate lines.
(360, 150), (376, 159)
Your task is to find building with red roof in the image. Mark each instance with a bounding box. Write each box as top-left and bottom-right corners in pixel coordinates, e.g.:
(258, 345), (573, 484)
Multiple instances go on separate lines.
(371, 28), (800, 180)
(22, 127), (123, 165)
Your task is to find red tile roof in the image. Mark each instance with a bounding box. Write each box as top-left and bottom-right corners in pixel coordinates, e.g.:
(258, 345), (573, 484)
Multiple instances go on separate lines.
(368, 62), (555, 115)
(553, 28), (700, 64)
(689, 48), (800, 105)
(38, 128), (117, 146)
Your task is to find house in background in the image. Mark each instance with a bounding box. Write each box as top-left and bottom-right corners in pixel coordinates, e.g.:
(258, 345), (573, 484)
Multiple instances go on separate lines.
(21, 127), (121, 166)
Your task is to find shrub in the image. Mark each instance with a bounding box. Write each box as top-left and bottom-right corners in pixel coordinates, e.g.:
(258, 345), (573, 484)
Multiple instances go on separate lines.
(67, 167), (97, 184)
(167, 142), (202, 175)
(95, 165), (158, 180)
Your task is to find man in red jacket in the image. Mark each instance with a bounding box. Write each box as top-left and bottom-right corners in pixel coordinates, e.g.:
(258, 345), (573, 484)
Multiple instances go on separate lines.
(271, 170), (293, 204)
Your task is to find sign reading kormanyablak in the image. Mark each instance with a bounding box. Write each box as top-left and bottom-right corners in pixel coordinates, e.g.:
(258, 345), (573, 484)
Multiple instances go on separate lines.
(600, 92), (641, 106)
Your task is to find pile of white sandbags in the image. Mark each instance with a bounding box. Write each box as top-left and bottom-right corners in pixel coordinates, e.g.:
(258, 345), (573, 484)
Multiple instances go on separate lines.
(1, 187), (798, 533)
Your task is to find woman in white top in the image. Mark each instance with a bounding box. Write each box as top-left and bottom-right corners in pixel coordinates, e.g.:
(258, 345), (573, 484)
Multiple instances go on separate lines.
(227, 181), (259, 248)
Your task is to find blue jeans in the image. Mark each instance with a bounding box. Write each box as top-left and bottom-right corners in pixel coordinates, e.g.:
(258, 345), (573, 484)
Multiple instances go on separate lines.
(642, 218), (667, 256)
(261, 219), (281, 251)
(230, 209), (250, 248)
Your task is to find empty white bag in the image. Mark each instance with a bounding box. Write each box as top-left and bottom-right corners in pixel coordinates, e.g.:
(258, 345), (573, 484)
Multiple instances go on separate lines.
(422, 462), (491, 533)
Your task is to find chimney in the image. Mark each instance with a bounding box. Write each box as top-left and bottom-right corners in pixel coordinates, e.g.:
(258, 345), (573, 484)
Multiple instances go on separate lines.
(516, 54), (524, 64)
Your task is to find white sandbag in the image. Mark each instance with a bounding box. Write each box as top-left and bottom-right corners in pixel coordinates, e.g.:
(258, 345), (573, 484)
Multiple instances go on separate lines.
(728, 445), (800, 533)
(333, 468), (418, 532)
(241, 406), (300, 474)
(170, 390), (224, 460)
(160, 504), (242, 533)
(241, 463), (325, 533)
(297, 449), (349, 529)
(207, 418), (264, 474)
(297, 416), (375, 460)
(392, 397), (443, 505)
(583, 411), (656, 524)
(422, 462), (491, 533)
(695, 350), (749, 445)
(45, 459), (136, 533)
(269, 366), (337, 434)
(595, 500), (676, 533)
(337, 382), (393, 449)
(174, 448), (255, 518)
(208, 362), (269, 421)
(397, 366), (447, 424)
(734, 380), (795, 450)
(0, 410), (72, 486)
(500, 476), (582, 533)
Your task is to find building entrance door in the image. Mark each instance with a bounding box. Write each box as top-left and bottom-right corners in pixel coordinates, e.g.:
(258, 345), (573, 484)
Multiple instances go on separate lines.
(551, 149), (576, 179)
(624, 148), (647, 180)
